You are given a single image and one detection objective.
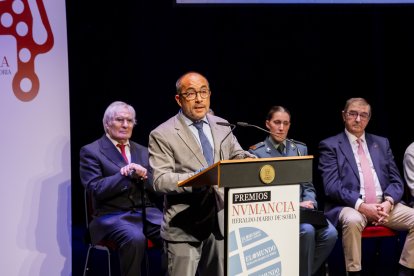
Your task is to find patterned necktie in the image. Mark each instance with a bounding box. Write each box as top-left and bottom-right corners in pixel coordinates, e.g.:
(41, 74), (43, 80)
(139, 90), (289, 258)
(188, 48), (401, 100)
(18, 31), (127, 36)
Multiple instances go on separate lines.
(357, 139), (376, 203)
(117, 144), (129, 163)
(193, 121), (214, 166)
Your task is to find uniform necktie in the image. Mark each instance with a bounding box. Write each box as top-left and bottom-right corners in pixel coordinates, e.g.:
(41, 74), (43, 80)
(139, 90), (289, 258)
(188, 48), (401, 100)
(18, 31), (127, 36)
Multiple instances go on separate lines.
(117, 143), (129, 163)
(278, 143), (285, 156)
(193, 121), (214, 166)
(357, 138), (376, 203)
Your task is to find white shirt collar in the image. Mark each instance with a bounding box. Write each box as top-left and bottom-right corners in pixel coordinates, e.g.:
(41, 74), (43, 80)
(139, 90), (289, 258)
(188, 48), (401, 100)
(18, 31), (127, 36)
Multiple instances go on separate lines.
(106, 133), (130, 148)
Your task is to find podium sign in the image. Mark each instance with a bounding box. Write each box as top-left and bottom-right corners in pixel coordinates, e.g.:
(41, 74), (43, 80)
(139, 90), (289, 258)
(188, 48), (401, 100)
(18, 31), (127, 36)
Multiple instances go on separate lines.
(178, 156), (313, 276)
(227, 185), (299, 276)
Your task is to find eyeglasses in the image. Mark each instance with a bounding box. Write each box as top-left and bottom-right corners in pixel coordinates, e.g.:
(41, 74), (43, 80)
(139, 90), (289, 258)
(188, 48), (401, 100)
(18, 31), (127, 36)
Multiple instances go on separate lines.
(180, 88), (211, 101)
(345, 111), (370, 120)
(113, 117), (135, 125)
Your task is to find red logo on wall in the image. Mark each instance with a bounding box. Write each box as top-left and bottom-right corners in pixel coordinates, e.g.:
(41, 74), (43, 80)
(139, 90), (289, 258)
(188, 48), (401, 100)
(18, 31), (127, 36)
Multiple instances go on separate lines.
(0, 0), (54, 102)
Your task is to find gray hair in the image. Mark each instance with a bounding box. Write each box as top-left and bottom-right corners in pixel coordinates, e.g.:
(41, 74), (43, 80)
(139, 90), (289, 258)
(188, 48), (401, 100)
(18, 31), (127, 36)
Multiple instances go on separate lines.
(102, 101), (136, 133)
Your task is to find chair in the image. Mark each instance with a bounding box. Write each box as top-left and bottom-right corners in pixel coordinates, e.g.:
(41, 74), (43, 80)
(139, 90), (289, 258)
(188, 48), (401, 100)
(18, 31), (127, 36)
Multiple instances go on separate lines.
(360, 225), (400, 275)
(82, 189), (117, 276)
(82, 189), (157, 276)
(328, 225), (400, 276)
(361, 225), (398, 238)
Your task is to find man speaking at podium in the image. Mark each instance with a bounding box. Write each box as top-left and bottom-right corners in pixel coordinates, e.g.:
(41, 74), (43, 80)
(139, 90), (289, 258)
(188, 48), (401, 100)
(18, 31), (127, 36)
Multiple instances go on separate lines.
(248, 105), (337, 276)
(148, 71), (254, 276)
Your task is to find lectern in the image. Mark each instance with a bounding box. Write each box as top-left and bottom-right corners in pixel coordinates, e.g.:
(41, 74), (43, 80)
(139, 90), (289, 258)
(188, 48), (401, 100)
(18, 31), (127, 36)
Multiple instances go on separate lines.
(179, 156), (313, 276)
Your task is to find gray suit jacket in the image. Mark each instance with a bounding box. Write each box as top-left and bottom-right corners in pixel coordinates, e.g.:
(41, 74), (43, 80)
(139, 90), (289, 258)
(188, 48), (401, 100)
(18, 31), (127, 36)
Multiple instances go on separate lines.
(148, 112), (249, 242)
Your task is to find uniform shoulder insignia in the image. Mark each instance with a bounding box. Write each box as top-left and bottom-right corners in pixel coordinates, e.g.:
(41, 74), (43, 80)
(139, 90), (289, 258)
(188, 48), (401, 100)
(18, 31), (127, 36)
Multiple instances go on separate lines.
(249, 141), (265, 150)
(292, 139), (306, 146)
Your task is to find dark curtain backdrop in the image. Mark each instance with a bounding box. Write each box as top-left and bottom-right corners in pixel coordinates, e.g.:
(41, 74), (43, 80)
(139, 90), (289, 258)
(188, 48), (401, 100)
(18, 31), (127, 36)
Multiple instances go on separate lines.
(67, 1), (414, 226)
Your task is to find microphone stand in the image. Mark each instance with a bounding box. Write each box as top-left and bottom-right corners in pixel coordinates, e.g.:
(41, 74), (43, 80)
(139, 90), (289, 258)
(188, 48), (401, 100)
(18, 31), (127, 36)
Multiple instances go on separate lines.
(216, 122), (237, 160)
(236, 122), (302, 156)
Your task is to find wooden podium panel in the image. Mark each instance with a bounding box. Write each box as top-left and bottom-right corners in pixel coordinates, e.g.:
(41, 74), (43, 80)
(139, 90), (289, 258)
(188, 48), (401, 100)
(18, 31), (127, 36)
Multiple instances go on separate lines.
(178, 155), (312, 188)
(219, 156), (312, 188)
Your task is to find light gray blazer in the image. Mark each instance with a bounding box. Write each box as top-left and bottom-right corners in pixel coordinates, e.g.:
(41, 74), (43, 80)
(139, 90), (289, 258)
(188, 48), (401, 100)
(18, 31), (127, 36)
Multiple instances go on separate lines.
(148, 111), (249, 242)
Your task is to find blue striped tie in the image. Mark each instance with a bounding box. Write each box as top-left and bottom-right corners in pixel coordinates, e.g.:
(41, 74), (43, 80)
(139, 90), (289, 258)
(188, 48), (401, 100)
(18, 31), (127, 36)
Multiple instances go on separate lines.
(193, 121), (214, 166)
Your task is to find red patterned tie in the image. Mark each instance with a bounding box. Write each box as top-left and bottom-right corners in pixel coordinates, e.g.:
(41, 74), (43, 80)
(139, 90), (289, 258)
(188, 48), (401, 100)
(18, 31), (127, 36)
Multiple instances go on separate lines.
(357, 139), (376, 203)
(117, 144), (129, 163)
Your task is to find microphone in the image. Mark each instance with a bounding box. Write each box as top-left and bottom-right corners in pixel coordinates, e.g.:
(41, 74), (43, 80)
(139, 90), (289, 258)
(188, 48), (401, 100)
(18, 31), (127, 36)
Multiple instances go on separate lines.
(216, 122), (235, 127)
(236, 121), (302, 156)
(216, 122), (237, 160)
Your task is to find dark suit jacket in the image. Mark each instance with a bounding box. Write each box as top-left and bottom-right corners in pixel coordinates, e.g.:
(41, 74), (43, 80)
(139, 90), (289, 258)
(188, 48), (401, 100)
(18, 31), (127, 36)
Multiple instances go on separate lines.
(79, 134), (162, 244)
(318, 131), (404, 227)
